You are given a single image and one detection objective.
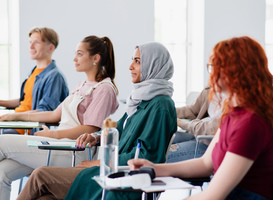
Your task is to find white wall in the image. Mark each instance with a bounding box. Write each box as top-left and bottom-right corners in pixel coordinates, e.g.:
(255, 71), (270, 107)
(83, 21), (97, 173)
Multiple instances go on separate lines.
(18, 0), (154, 120)
(187, 0), (204, 93)
(203, 0), (266, 84)
(15, 0), (266, 118)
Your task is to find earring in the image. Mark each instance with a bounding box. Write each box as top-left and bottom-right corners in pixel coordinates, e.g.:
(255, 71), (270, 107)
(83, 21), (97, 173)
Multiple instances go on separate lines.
(93, 62), (96, 66)
(101, 66), (106, 74)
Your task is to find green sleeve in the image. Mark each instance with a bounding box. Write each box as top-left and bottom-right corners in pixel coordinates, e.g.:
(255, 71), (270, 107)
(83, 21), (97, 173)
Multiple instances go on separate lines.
(118, 109), (176, 165)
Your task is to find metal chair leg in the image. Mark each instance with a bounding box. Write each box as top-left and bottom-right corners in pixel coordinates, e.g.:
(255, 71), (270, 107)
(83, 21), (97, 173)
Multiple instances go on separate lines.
(89, 148), (92, 161)
(153, 192), (157, 200)
(102, 189), (106, 200)
(188, 188), (192, 197)
(194, 140), (199, 158)
(72, 151), (76, 167)
(141, 192), (147, 200)
(18, 177), (24, 195)
(46, 150), (51, 166)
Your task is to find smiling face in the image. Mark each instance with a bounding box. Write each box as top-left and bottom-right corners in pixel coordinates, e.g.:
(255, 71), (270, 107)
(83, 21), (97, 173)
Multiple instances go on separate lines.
(129, 48), (141, 83)
(29, 32), (53, 61)
(73, 42), (98, 74)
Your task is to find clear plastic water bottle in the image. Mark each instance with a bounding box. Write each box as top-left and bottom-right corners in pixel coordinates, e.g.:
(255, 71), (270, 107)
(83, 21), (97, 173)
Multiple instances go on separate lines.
(100, 119), (119, 178)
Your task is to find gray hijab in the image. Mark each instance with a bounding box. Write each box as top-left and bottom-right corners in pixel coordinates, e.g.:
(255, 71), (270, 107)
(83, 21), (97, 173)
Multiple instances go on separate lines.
(125, 42), (174, 117)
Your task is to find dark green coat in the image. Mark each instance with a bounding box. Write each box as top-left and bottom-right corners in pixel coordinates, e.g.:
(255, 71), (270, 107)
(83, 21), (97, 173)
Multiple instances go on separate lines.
(65, 95), (177, 200)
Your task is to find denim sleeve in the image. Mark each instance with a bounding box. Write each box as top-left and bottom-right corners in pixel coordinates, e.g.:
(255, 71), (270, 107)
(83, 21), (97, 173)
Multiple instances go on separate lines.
(35, 73), (69, 112)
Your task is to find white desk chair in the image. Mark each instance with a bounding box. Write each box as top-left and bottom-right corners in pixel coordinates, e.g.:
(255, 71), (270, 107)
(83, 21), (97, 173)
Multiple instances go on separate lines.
(18, 145), (91, 194)
(166, 134), (176, 160)
(194, 135), (214, 158)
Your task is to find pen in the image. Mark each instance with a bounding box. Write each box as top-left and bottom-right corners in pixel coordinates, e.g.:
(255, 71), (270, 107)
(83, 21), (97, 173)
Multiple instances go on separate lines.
(134, 142), (141, 160)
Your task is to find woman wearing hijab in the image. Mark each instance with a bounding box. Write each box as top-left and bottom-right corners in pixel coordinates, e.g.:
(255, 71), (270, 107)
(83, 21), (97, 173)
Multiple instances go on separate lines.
(17, 42), (177, 200)
(128, 36), (273, 200)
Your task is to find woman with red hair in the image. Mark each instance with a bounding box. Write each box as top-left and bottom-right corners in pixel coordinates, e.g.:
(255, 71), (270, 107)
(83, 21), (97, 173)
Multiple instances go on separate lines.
(129, 36), (273, 200)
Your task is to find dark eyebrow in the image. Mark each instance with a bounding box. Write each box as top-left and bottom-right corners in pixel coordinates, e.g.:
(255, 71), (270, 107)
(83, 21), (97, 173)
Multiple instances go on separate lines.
(132, 57), (140, 60)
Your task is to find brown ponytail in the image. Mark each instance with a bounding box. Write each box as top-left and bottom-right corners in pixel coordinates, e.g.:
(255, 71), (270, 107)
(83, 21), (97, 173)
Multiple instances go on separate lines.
(82, 35), (118, 94)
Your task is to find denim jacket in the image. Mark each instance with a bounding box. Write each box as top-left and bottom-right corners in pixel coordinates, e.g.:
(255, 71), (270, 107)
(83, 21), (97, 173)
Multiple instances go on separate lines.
(20, 60), (69, 134)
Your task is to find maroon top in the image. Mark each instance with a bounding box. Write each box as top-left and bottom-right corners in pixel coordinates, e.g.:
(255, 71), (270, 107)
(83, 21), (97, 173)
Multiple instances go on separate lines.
(212, 107), (273, 199)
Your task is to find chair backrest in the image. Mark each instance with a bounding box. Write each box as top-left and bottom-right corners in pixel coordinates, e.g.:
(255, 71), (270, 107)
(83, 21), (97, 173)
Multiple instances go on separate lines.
(194, 135), (214, 158)
(166, 134), (176, 161)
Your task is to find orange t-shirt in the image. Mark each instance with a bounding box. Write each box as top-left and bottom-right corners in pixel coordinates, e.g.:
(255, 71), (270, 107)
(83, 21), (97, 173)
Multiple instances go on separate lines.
(15, 67), (45, 134)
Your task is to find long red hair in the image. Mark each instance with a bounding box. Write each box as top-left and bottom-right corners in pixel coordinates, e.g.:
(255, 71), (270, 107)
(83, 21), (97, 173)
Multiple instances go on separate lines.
(209, 36), (273, 129)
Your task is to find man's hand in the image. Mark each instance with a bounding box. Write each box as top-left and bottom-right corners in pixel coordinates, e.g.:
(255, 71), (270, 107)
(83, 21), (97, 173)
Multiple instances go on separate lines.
(34, 125), (54, 138)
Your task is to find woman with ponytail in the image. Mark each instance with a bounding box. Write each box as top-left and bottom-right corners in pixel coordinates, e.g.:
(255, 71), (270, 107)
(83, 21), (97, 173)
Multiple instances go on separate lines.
(0, 35), (119, 200)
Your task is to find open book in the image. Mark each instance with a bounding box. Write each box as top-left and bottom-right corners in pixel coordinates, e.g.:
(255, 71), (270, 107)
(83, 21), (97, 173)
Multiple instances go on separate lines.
(0, 121), (41, 128)
(27, 140), (76, 148)
(36, 141), (77, 147)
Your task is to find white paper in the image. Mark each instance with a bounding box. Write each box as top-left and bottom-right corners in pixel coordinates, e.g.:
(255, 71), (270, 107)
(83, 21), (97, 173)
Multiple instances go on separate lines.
(141, 177), (195, 192)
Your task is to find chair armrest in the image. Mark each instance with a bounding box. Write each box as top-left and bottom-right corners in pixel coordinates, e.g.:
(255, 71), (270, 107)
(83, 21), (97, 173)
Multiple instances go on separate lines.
(194, 135), (214, 158)
(38, 146), (85, 151)
(45, 122), (60, 127)
(0, 105), (16, 110)
(196, 135), (214, 141)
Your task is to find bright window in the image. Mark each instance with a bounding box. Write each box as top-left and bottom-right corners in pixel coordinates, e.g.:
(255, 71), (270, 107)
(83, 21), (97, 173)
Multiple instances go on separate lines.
(155, 0), (204, 106)
(266, 0), (273, 74)
(155, 0), (188, 105)
(0, 0), (10, 99)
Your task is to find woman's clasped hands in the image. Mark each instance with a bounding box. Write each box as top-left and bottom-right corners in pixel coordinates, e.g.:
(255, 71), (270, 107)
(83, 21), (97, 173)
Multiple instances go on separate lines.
(75, 132), (101, 168)
(75, 132), (100, 149)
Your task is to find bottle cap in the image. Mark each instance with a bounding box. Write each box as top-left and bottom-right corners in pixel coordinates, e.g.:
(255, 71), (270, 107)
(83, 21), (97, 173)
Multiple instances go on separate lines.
(103, 118), (117, 129)
(102, 118), (117, 136)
